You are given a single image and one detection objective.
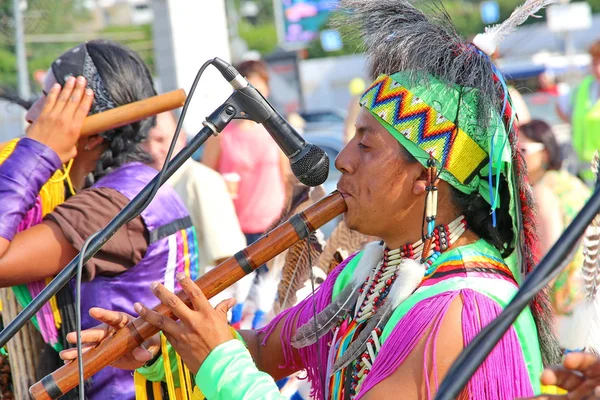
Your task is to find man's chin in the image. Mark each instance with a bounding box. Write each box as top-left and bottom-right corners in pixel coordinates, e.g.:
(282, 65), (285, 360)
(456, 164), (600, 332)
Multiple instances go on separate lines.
(342, 212), (359, 232)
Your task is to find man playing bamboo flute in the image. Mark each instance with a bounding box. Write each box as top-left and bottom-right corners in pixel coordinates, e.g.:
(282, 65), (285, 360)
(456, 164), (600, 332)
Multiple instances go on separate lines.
(65, 0), (579, 398)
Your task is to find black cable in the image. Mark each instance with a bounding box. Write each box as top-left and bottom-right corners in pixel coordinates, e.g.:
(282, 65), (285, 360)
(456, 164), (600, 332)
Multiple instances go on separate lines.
(127, 59), (214, 222)
(73, 59), (215, 398)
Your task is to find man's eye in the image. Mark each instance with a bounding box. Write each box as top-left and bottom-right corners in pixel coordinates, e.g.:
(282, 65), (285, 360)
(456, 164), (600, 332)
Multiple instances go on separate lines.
(358, 142), (369, 149)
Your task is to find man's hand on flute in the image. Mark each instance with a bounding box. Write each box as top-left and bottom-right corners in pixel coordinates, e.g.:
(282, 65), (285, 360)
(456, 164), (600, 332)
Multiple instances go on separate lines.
(60, 273), (236, 375)
(59, 307), (161, 370)
(133, 273), (237, 374)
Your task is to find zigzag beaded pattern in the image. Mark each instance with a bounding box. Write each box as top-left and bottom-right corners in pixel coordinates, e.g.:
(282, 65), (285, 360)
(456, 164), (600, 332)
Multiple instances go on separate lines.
(360, 74), (488, 184)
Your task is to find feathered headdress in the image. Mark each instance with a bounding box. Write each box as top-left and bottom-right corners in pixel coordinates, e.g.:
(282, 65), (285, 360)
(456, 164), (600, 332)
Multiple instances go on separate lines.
(337, 0), (560, 366)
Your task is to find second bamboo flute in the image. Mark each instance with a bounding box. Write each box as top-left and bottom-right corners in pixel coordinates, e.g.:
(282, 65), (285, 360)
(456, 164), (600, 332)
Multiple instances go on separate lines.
(0, 89), (186, 152)
(30, 191), (348, 400)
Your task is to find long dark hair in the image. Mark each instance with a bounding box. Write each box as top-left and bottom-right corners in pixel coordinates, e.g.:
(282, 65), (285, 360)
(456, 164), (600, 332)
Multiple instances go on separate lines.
(55, 40), (156, 182)
(87, 40), (156, 180)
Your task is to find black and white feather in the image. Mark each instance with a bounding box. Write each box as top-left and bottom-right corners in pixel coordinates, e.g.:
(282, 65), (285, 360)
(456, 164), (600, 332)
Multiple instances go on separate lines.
(559, 152), (600, 352)
(292, 242), (383, 348)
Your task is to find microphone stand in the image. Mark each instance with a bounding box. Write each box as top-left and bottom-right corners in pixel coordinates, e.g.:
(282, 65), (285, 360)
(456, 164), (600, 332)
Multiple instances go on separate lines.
(0, 98), (243, 347)
(435, 184), (600, 399)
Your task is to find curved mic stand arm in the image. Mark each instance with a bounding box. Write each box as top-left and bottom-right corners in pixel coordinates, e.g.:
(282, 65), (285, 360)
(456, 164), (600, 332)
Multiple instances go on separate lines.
(435, 185), (600, 400)
(0, 102), (237, 348)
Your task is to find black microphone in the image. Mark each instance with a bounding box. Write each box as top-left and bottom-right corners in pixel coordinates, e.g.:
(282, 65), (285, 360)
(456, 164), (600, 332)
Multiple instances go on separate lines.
(212, 57), (329, 187)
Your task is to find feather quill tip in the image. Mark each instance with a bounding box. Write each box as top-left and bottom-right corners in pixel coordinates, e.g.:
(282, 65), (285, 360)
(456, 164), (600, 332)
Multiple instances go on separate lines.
(473, 34), (496, 56)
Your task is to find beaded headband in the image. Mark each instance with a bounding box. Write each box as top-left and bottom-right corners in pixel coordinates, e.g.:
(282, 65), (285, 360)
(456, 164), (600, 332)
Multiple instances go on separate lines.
(360, 71), (512, 209)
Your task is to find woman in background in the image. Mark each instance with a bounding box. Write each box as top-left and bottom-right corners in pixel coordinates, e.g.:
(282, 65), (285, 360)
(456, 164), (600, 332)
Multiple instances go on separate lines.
(520, 119), (590, 321)
(202, 59), (288, 245)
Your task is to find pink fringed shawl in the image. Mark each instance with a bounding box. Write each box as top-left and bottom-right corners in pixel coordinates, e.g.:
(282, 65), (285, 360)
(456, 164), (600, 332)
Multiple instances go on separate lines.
(14, 196), (61, 346)
(356, 289), (533, 399)
(259, 258), (534, 400)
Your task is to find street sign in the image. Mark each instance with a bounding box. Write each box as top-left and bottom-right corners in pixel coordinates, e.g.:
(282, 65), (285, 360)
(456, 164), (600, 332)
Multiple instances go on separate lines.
(547, 2), (592, 32)
(480, 1), (500, 25)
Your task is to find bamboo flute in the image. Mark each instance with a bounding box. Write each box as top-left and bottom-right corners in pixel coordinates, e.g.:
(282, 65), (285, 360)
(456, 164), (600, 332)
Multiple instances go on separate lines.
(0, 89), (186, 151)
(30, 191), (347, 400)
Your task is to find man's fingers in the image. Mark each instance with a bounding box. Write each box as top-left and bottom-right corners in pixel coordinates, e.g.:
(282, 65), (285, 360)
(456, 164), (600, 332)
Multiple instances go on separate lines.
(149, 282), (194, 322)
(540, 366), (585, 390)
(89, 307), (131, 329)
(59, 343), (96, 361)
(134, 301), (179, 334)
(62, 76), (88, 116)
(214, 298), (236, 320)
(131, 346), (154, 363)
(563, 352), (600, 376)
(53, 76), (77, 112)
(65, 325), (112, 345)
(41, 83), (61, 114)
(176, 273), (209, 311)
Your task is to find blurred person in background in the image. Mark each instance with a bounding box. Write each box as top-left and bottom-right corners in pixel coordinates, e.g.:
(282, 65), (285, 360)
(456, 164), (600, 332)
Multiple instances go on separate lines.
(557, 39), (600, 183)
(538, 71), (560, 96)
(202, 59), (290, 327)
(344, 77), (366, 144)
(202, 59), (289, 246)
(141, 111), (246, 273)
(519, 120), (590, 323)
(509, 86), (532, 125)
(142, 111), (255, 333)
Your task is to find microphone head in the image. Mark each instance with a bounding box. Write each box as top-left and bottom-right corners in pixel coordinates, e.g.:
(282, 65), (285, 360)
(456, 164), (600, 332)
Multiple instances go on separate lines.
(291, 144), (330, 187)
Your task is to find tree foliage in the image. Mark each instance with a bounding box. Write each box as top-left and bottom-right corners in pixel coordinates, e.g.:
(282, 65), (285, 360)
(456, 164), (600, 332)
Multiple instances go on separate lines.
(0, 1), (153, 94)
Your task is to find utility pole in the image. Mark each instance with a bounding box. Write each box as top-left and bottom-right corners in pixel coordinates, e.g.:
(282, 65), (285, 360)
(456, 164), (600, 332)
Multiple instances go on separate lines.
(13, 0), (30, 100)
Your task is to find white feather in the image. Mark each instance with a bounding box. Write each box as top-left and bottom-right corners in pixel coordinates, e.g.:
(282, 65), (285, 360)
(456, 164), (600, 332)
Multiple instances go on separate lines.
(559, 295), (600, 352)
(474, 0), (559, 56)
(389, 258), (426, 309)
(351, 241), (384, 288)
(254, 268), (281, 313)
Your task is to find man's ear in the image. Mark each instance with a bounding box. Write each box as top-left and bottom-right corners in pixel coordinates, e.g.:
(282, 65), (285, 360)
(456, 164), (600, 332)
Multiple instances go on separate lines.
(413, 166), (428, 195)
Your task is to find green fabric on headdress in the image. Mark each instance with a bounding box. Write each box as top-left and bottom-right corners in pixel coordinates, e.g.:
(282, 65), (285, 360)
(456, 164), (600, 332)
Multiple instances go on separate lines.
(361, 71), (522, 283)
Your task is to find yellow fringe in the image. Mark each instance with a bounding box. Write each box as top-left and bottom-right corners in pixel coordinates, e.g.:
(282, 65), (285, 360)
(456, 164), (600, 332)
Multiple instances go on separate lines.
(152, 381), (163, 399)
(0, 139), (76, 217)
(134, 371), (149, 400)
(161, 334), (178, 399)
(541, 384), (567, 395)
(175, 352), (188, 400)
(183, 364), (194, 399)
(45, 277), (62, 328)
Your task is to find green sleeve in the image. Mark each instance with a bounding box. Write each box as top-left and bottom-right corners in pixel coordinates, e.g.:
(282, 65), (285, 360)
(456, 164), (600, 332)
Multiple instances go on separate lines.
(196, 340), (285, 400)
(136, 341), (180, 386)
(136, 329), (247, 386)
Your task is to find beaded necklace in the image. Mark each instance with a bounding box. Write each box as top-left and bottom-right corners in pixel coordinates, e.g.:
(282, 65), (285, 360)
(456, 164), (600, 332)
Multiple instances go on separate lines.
(328, 215), (468, 399)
